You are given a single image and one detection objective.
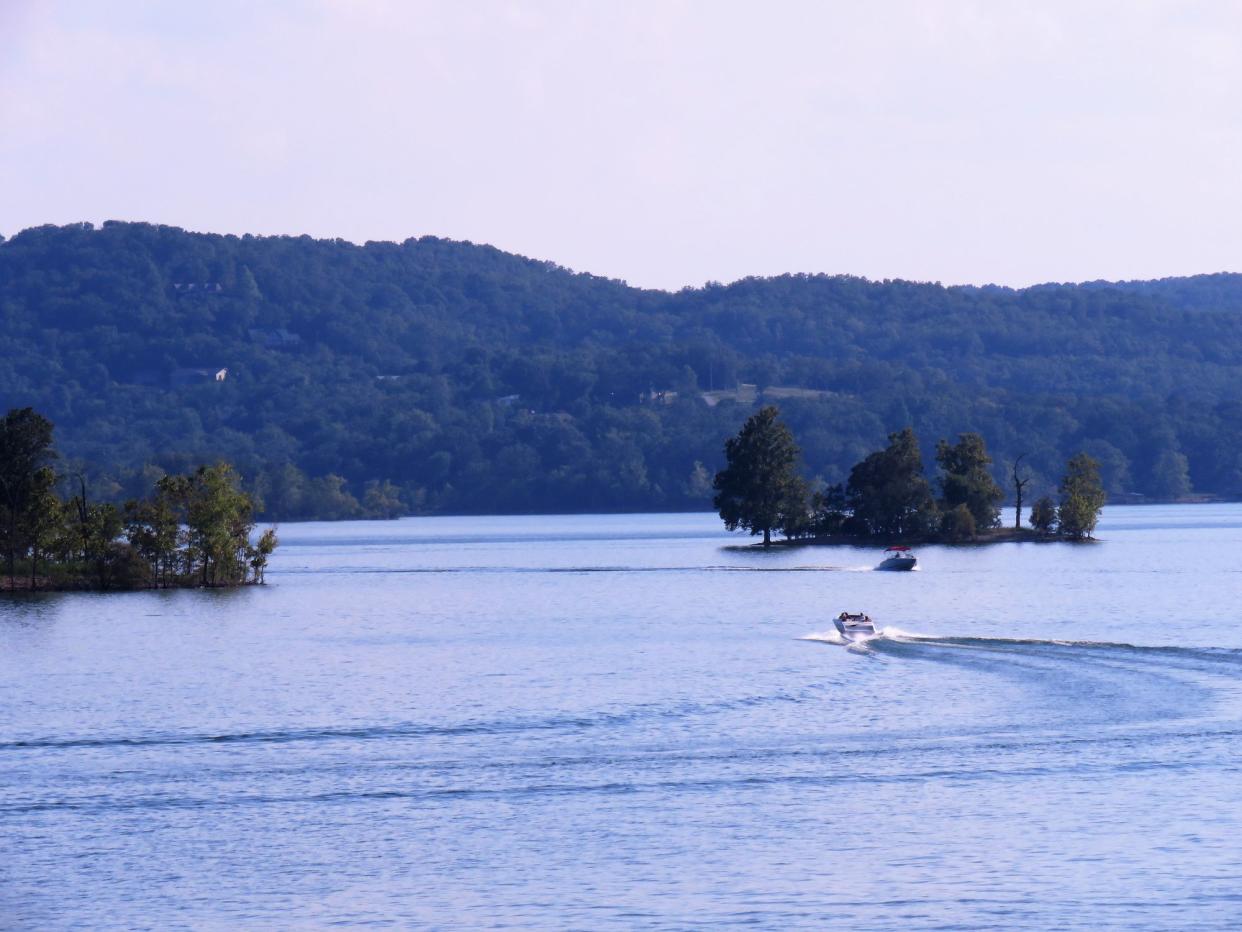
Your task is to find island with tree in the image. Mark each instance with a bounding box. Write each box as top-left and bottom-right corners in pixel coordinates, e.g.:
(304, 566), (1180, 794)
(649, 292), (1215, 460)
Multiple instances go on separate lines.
(713, 406), (1106, 547)
(1, 407), (277, 591)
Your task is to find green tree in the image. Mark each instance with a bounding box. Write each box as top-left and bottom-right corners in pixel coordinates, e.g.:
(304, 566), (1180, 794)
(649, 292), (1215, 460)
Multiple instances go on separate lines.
(78, 502), (123, 588)
(185, 463), (255, 586)
(939, 502), (977, 542)
(303, 474), (362, 521)
(124, 490), (181, 587)
(1081, 439), (1133, 495)
(713, 406), (808, 546)
(1029, 495), (1057, 535)
(362, 479), (404, 519)
(846, 427), (939, 539)
(810, 483), (848, 535)
(25, 467), (61, 587)
(1151, 448), (1191, 500)
(247, 527), (278, 584)
(936, 432), (1003, 529)
(1057, 453), (1106, 540)
(0, 407), (56, 581)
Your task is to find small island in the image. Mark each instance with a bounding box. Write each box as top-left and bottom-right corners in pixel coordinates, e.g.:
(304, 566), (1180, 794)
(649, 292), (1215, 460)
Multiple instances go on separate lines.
(1, 407), (277, 591)
(711, 407), (1106, 547)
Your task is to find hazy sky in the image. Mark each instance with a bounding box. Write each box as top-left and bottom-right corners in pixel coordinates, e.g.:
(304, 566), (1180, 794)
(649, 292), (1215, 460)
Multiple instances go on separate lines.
(3, 1), (1241, 290)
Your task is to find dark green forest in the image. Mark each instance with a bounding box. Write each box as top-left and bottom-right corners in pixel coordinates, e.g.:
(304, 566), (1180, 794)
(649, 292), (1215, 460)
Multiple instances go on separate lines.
(2, 221), (1241, 519)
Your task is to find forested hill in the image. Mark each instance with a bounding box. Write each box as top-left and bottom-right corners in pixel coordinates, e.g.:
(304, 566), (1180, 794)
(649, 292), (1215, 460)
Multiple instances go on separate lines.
(3, 221), (1242, 519)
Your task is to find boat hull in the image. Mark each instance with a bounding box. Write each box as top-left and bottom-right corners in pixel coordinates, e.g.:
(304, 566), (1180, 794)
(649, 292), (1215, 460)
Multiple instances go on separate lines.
(877, 557), (917, 571)
(834, 616), (877, 639)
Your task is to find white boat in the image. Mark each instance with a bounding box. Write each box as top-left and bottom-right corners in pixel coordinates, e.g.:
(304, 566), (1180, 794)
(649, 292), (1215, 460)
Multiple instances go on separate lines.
(833, 611), (877, 640)
(877, 546), (917, 571)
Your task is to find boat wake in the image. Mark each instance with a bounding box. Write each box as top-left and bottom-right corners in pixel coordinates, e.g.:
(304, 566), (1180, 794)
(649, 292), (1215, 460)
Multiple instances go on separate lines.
(802, 626), (1242, 665)
(799, 628), (883, 651)
(800, 624), (930, 647)
(801, 622), (1242, 743)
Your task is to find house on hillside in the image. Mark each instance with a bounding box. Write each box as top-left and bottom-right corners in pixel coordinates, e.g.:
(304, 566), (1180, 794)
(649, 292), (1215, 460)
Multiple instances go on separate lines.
(640, 389), (679, 405)
(171, 367), (228, 387)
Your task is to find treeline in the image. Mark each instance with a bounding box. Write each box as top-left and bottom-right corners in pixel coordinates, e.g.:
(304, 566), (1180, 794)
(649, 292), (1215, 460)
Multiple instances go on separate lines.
(1, 408), (276, 591)
(3, 222), (1242, 519)
(713, 407), (1105, 545)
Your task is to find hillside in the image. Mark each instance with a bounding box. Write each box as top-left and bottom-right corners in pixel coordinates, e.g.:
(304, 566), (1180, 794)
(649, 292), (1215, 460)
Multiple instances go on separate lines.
(3, 221), (1242, 518)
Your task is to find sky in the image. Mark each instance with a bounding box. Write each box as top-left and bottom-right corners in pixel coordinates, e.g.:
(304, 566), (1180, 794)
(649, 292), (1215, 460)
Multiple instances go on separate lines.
(2, 0), (1241, 290)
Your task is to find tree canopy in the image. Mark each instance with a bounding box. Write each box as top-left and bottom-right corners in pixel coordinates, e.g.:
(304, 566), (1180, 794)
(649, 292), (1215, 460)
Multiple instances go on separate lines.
(2, 222), (1240, 519)
(1029, 496), (1057, 535)
(0, 407), (57, 580)
(713, 406), (807, 546)
(846, 428), (939, 539)
(0, 408), (275, 590)
(714, 414), (1108, 546)
(936, 433), (1004, 530)
(1057, 453), (1107, 540)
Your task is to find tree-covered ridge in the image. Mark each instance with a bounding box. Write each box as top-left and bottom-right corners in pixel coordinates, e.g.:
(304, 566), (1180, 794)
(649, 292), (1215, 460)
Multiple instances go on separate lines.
(2, 221), (1241, 519)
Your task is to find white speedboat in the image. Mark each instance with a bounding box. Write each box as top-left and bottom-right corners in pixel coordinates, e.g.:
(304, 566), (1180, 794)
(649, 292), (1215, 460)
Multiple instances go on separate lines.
(834, 611), (877, 640)
(877, 546), (917, 571)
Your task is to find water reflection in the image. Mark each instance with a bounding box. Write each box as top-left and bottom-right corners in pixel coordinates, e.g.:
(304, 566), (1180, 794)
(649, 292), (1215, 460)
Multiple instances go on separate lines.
(0, 592), (62, 626)
(3, 506), (1242, 928)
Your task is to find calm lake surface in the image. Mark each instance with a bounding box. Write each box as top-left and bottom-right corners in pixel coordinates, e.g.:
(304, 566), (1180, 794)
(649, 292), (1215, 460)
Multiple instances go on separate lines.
(4, 505), (1242, 929)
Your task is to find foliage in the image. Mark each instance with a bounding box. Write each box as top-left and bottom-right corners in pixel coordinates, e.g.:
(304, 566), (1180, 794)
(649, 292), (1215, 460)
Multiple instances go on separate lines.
(939, 503), (978, 542)
(249, 528), (278, 584)
(1029, 496), (1057, 534)
(845, 428), (939, 539)
(5, 223), (1242, 519)
(717, 416), (1102, 545)
(809, 483), (849, 536)
(713, 406), (808, 546)
(0, 407), (276, 590)
(1057, 454), (1107, 540)
(936, 433), (1004, 529)
(182, 464), (257, 586)
(0, 408), (58, 581)
(1150, 449), (1192, 500)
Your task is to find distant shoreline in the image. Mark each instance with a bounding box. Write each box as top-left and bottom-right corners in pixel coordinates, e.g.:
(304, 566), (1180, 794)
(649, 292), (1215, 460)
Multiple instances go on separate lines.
(752, 527), (1095, 550)
(264, 497), (1242, 526)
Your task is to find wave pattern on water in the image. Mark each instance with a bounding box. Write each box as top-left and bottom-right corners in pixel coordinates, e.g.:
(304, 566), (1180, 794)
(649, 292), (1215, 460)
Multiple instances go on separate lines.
(277, 563), (877, 576)
(8, 508), (1242, 929)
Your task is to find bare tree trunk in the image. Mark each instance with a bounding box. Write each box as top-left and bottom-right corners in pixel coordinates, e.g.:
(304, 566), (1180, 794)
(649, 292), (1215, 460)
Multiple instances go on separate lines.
(1012, 454), (1030, 530)
(763, 526), (771, 547)
(75, 475), (89, 565)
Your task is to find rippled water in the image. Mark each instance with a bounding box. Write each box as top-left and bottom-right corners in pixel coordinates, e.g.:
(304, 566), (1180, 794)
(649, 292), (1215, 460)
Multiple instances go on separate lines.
(4, 506), (1242, 928)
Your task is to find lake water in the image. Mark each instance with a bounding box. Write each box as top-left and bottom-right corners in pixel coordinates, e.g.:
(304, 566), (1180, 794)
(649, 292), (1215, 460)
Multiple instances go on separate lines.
(4, 506), (1242, 929)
